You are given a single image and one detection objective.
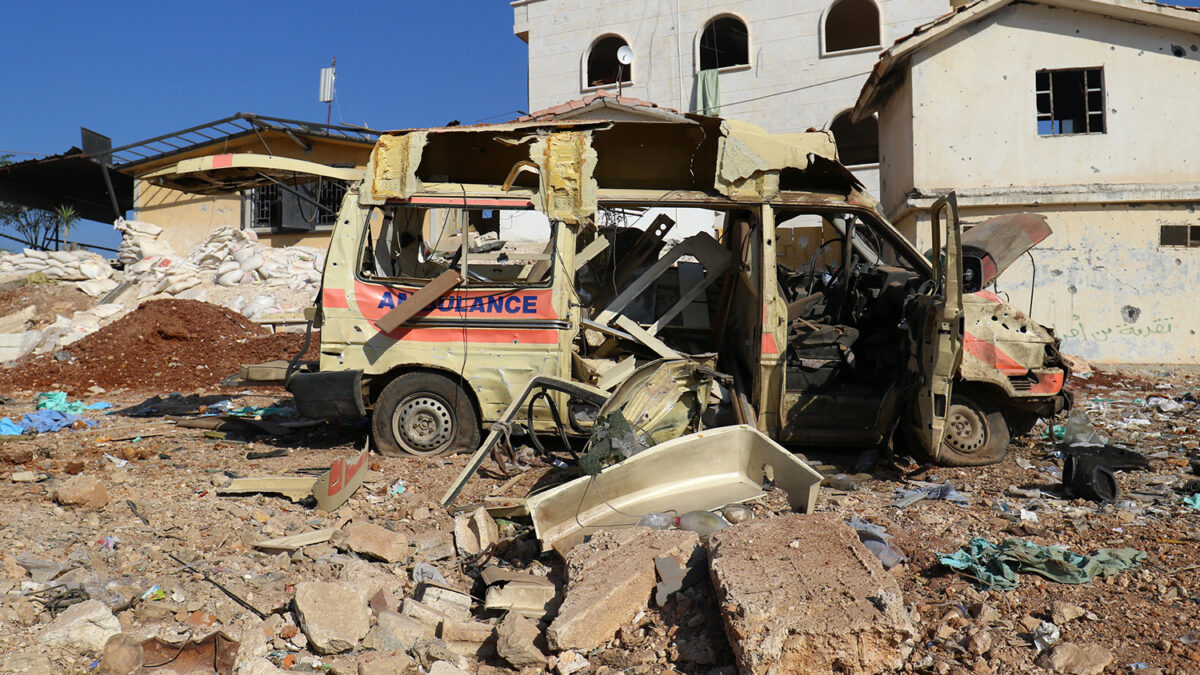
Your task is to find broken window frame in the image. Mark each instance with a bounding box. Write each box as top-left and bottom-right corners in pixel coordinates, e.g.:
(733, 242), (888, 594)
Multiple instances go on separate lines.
(1036, 67), (1106, 136)
(821, 0), (882, 56)
(584, 34), (633, 90)
(697, 14), (751, 72)
(354, 203), (559, 289)
(1159, 224), (1200, 248)
(829, 110), (880, 167)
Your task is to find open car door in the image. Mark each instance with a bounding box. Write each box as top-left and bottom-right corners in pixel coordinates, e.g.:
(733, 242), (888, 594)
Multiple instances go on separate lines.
(909, 193), (964, 460)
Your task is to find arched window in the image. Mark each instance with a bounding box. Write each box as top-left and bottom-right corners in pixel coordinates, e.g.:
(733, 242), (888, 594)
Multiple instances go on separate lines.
(824, 0), (881, 54)
(586, 35), (632, 87)
(699, 15), (749, 70)
(830, 111), (878, 166)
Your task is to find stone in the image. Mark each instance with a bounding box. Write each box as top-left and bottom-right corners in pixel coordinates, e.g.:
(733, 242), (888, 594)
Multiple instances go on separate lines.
(363, 610), (434, 651)
(966, 629), (995, 655)
(342, 522), (409, 563)
(428, 662), (470, 675)
(412, 531), (455, 561)
(547, 527), (702, 651)
(98, 633), (143, 675)
(453, 507), (500, 555)
(38, 599), (121, 651)
(555, 650), (591, 675)
(496, 611), (545, 667)
(54, 474), (109, 509)
(1035, 642), (1113, 675)
(440, 619), (495, 655)
(294, 581), (371, 654)
(412, 638), (469, 671)
(707, 513), (916, 675)
(358, 650), (417, 675)
(1051, 601), (1087, 625)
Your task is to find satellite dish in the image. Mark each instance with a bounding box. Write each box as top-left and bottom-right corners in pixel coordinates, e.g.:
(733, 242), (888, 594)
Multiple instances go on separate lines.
(617, 45), (634, 65)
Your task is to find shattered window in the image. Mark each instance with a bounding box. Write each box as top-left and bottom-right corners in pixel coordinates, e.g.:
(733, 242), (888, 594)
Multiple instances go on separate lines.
(1160, 225), (1200, 248)
(823, 0), (881, 53)
(699, 16), (750, 70)
(587, 35), (632, 87)
(359, 205), (555, 286)
(1036, 68), (1105, 135)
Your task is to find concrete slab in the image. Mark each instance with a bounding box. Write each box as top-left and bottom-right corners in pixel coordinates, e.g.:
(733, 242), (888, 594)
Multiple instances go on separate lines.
(707, 513), (916, 674)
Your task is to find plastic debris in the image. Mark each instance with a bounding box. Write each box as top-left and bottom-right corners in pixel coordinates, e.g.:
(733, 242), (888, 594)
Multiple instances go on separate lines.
(891, 482), (970, 508)
(1183, 494), (1200, 510)
(848, 518), (906, 569)
(1033, 621), (1060, 651)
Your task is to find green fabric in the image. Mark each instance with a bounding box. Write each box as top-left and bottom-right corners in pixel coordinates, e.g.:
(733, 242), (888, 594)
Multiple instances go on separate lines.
(939, 537), (1145, 591)
(35, 391), (84, 415)
(1183, 494), (1200, 510)
(227, 406), (291, 418)
(696, 69), (721, 116)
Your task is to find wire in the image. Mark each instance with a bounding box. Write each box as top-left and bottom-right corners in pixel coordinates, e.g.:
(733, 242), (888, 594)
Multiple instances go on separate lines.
(690, 70), (872, 114)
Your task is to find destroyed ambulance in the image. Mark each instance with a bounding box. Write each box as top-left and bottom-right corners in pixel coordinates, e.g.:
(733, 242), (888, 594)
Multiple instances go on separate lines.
(145, 113), (1071, 467)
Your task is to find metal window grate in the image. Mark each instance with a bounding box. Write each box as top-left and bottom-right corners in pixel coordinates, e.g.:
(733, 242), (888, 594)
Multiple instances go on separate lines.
(317, 180), (348, 227)
(250, 184), (280, 228)
(1036, 68), (1105, 136)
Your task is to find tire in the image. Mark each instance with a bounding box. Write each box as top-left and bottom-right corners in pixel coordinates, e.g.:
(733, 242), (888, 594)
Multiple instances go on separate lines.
(372, 372), (480, 457)
(935, 393), (1010, 467)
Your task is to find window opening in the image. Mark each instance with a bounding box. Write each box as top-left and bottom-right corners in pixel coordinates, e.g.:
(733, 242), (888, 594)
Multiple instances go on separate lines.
(824, 0), (881, 53)
(700, 16), (749, 70)
(1036, 68), (1105, 135)
(1160, 224), (1200, 247)
(587, 36), (632, 87)
(829, 111), (879, 166)
(249, 184), (280, 229)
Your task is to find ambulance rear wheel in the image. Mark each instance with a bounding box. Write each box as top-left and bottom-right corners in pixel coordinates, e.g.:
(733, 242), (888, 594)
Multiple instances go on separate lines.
(373, 372), (480, 457)
(936, 394), (1010, 467)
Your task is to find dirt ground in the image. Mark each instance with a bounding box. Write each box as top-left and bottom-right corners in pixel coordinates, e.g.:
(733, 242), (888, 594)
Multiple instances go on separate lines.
(0, 363), (1195, 674)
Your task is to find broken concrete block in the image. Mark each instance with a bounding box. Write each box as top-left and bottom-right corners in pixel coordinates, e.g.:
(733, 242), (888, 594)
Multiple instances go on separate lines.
(341, 522), (409, 563)
(417, 584), (472, 622)
(294, 581), (371, 654)
(427, 661), (470, 675)
(411, 638), (469, 671)
(357, 649), (417, 675)
(440, 619), (495, 658)
(98, 633), (143, 675)
(553, 650), (591, 675)
(402, 597), (452, 629)
(707, 513), (916, 675)
(37, 599), (121, 651)
(363, 610), (433, 652)
(547, 526), (702, 652)
(1035, 642), (1113, 675)
(496, 611), (545, 668)
(412, 531), (455, 561)
(453, 507), (499, 555)
(482, 565), (559, 619)
(54, 474), (109, 509)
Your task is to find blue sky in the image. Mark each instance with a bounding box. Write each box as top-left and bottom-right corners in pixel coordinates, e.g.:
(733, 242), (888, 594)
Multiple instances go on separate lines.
(0, 0), (529, 250)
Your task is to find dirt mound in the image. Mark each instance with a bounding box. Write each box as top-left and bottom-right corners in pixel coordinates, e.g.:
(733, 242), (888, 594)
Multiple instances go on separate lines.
(0, 283), (96, 329)
(0, 299), (316, 394)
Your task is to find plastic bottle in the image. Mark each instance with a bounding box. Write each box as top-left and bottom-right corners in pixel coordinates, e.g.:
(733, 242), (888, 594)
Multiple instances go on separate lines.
(824, 473), (858, 491)
(674, 510), (730, 537)
(720, 503), (753, 524)
(636, 512), (673, 530)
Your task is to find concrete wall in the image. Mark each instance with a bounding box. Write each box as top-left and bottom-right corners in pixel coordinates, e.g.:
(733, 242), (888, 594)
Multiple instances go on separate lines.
(513, 0), (951, 196)
(132, 135), (371, 254)
(900, 203), (1198, 364)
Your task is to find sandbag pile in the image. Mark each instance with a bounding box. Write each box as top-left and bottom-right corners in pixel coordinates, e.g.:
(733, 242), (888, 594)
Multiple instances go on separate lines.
(0, 249), (114, 283)
(188, 226), (325, 292)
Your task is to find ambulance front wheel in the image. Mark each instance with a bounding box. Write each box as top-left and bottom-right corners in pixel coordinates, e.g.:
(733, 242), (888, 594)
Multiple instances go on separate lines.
(373, 372), (480, 457)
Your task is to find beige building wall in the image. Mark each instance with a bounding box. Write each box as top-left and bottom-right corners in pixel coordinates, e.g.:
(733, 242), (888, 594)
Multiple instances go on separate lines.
(876, 2), (1200, 363)
(513, 0), (954, 197)
(131, 134), (371, 254)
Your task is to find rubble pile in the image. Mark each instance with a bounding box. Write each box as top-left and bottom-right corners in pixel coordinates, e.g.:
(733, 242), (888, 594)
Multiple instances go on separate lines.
(0, 299), (315, 394)
(0, 367), (1194, 673)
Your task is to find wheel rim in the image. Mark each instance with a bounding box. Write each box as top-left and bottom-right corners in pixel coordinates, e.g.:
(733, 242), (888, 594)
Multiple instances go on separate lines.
(944, 403), (987, 455)
(392, 393), (454, 454)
